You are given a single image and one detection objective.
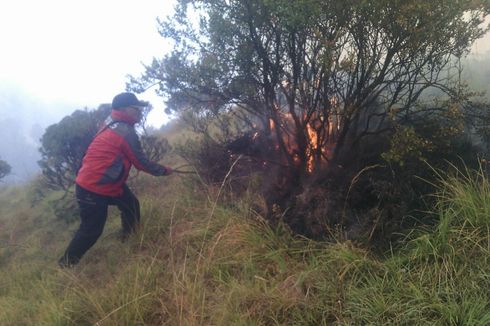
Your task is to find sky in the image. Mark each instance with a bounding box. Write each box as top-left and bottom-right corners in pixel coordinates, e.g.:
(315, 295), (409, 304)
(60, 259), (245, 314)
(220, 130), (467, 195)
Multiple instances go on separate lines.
(0, 0), (175, 128)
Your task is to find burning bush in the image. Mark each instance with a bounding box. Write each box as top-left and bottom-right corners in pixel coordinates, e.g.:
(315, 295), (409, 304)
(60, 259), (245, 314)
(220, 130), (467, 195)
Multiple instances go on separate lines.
(134, 0), (490, 244)
(176, 113), (483, 247)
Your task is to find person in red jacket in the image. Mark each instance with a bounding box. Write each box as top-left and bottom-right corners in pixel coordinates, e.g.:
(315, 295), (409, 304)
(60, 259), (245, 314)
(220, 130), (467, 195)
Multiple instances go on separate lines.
(59, 92), (172, 267)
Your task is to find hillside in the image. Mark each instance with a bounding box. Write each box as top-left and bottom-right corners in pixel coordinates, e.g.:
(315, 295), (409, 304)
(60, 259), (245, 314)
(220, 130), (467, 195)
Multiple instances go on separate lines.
(0, 154), (489, 325)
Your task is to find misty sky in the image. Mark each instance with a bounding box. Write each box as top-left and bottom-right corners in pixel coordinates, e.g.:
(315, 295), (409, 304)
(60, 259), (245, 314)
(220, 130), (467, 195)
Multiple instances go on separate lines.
(0, 0), (175, 127)
(0, 3), (489, 184)
(0, 0), (176, 183)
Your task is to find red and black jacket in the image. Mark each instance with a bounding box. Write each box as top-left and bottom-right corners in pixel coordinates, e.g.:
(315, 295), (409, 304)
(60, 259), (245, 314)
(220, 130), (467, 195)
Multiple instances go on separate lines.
(76, 110), (169, 197)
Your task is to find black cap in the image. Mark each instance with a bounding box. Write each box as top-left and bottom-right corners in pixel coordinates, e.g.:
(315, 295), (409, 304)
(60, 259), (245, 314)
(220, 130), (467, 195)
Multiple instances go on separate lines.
(111, 92), (147, 110)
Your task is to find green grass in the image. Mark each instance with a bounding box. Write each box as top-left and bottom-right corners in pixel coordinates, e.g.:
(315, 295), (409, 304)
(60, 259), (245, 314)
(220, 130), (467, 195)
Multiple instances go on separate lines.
(0, 165), (489, 325)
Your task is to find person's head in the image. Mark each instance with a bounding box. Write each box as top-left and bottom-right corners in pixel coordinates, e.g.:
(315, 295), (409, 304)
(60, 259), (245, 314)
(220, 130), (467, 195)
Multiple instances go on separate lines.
(111, 92), (147, 123)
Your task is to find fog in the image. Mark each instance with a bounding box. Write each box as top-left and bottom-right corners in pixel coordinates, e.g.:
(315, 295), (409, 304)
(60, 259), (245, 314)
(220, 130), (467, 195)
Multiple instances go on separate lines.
(0, 0), (174, 185)
(0, 83), (170, 184)
(0, 83), (78, 183)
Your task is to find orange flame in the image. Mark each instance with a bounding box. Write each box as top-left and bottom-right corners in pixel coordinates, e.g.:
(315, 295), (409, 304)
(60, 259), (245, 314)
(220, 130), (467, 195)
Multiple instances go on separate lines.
(264, 112), (338, 174)
(306, 123), (317, 173)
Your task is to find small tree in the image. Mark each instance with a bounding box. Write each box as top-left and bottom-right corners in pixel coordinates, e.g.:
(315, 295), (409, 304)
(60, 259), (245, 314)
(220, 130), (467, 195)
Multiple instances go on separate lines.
(0, 158), (11, 181)
(38, 105), (111, 191)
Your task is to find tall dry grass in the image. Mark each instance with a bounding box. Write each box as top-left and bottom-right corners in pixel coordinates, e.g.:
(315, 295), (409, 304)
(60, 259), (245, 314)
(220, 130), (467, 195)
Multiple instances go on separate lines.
(0, 163), (488, 325)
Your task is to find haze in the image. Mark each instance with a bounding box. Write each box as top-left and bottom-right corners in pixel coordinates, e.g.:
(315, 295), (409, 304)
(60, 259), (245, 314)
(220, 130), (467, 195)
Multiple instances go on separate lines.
(0, 0), (174, 183)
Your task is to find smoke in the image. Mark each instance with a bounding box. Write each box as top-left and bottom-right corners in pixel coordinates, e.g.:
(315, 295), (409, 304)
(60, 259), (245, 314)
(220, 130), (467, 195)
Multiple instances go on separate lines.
(0, 84), (78, 184)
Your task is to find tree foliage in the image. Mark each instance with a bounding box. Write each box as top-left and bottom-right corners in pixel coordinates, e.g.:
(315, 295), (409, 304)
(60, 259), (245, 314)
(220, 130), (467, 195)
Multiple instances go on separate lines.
(38, 105), (111, 191)
(0, 158), (11, 181)
(140, 135), (172, 162)
(132, 0), (490, 175)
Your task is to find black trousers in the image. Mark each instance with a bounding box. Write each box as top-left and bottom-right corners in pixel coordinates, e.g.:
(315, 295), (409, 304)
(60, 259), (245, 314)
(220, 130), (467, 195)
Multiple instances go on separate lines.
(59, 184), (140, 266)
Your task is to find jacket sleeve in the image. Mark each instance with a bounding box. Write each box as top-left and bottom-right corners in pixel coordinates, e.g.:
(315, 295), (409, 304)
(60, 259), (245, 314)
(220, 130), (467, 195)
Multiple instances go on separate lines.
(121, 129), (169, 176)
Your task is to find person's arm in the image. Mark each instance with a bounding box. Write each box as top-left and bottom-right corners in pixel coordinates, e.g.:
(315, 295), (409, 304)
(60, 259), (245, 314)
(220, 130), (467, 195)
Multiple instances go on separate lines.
(121, 129), (171, 176)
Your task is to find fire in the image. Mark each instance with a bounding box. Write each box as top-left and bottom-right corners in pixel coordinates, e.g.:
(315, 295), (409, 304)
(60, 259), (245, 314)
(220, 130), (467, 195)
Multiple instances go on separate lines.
(306, 123), (317, 172)
(264, 112), (337, 174)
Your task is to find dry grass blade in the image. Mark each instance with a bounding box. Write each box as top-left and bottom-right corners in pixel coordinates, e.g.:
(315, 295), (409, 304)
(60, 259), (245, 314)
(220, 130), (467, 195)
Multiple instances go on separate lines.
(93, 292), (151, 325)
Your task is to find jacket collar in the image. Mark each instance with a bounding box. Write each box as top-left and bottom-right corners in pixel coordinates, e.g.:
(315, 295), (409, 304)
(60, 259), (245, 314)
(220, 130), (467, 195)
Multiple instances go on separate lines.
(110, 109), (138, 125)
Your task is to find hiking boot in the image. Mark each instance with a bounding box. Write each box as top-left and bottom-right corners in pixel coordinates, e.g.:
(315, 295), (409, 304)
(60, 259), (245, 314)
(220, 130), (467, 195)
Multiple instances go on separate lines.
(58, 256), (78, 268)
